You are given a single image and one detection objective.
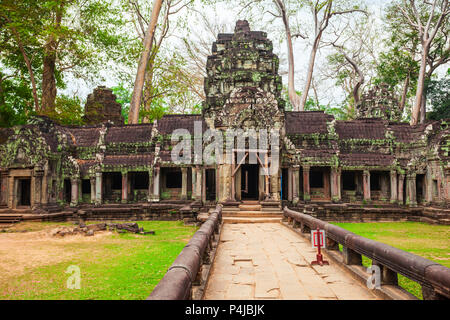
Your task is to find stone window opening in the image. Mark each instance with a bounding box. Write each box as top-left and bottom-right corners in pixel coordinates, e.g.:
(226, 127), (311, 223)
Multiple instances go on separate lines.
(131, 172), (149, 190)
(82, 179), (91, 194)
(432, 180), (439, 198)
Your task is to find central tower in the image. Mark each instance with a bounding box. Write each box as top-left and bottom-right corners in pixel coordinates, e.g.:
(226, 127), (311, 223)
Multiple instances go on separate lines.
(203, 20), (285, 130)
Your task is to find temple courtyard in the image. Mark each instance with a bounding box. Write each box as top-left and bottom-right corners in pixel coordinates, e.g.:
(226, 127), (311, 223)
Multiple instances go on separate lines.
(0, 220), (447, 300)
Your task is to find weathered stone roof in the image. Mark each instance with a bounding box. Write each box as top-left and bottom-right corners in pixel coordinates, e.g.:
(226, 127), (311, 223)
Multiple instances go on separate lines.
(105, 124), (153, 144)
(285, 112), (334, 135)
(335, 119), (387, 140)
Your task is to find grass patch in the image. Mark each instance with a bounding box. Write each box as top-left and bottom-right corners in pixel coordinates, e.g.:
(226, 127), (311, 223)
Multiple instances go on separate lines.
(333, 222), (450, 299)
(0, 221), (197, 300)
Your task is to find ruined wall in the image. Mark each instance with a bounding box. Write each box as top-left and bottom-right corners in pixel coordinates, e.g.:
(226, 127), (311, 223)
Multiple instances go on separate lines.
(83, 86), (124, 125)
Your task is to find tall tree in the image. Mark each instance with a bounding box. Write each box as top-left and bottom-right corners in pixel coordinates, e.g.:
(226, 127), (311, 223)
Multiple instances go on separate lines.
(395, 0), (449, 125)
(128, 0), (164, 124)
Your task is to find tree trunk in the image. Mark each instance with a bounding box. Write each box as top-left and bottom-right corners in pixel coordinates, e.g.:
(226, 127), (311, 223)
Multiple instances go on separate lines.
(399, 74), (410, 114)
(420, 87), (427, 123)
(300, 39), (320, 111)
(276, 0), (301, 111)
(41, 48), (57, 114)
(41, 3), (64, 115)
(411, 44), (429, 125)
(128, 0), (164, 124)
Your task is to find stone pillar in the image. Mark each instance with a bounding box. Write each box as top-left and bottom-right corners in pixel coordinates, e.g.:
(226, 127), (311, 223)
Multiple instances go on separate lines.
(41, 166), (48, 205)
(196, 166), (202, 201)
(70, 178), (79, 207)
(363, 170), (371, 202)
(331, 167), (341, 203)
(406, 172), (417, 207)
(288, 167), (293, 201)
(202, 168), (206, 203)
(90, 177), (96, 204)
(121, 172), (128, 203)
(181, 168), (188, 200)
(302, 165), (310, 202)
(0, 171), (8, 206)
(292, 166), (300, 204)
(425, 167), (433, 203)
(390, 170), (398, 203)
(33, 171), (43, 207)
(8, 175), (14, 208)
(397, 173), (405, 205)
(191, 167), (197, 200)
(152, 167), (160, 201)
(95, 172), (102, 205)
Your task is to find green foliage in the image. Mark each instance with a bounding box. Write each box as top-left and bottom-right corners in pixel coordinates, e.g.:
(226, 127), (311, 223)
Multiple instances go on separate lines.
(427, 70), (450, 121)
(0, 73), (34, 127)
(46, 95), (85, 126)
(0, 221), (197, 299)
(112, 84), (131, 124)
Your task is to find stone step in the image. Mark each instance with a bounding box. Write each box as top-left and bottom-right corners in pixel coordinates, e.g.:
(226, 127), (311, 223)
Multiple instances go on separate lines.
(223, 217), (282, 224)
(239, 204), (261, 211)
(241, 200), (260, 205)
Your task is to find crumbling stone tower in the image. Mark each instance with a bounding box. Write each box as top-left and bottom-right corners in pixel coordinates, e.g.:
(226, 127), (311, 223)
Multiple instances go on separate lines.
(203, 20), (284, 128)
(356, 83), (401, 121)
(83, 86), (124, 125)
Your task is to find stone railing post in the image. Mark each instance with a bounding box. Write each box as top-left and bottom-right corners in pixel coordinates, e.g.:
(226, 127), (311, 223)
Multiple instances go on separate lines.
(342, 247), (362, 265)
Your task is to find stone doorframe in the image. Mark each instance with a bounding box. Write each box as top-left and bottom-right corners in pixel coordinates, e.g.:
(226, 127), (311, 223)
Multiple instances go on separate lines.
(230, 149), (270, 201)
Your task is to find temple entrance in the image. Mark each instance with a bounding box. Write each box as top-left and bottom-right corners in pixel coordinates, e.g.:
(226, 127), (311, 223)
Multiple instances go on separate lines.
(241, 164), (259, 200)
(18, 178), (31, 207)
(206, 169), (216, 201)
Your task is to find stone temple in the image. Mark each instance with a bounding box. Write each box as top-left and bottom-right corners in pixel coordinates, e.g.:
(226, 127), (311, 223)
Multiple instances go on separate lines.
(0, 21), (449, 224)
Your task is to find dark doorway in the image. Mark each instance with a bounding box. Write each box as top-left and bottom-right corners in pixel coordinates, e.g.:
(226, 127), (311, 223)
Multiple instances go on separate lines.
(342, 171), (356, 190)
(206, 169), (216, 201)
(19, 179), (31, 206)
(64, 179), (71, 203)
(241, 164), (259, 200)
(416, 174), (425, 203)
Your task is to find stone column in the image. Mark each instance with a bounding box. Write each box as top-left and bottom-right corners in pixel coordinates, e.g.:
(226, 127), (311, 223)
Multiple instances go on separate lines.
(288, 167), (293, 201)
(121, 172), (128, 203)
(397, 173), (405, 205)
(8, 175), (14, 208)
(196, 166), (202, 201)
(331, 167), (341, 203)
(191, 167), (197, 200)
(0, 171), (8, 206)
(406, 172), (417, 207)
(41, 167), (48, 206)
(302, 165), (310, 202)
(70, 178), (79, 207)
(152, 167), (160, 201)
(95, 172), (102, 205)
(181, 167), (188, 200)
(425, 167), (433, 203)
(202, 168), (206, 203)
(363, 170), (371, 202)
(33, 171), (43, 207)
(390, 170), (398, 203)
(292, 166), (300, 204)
(90, 177), (96, 204)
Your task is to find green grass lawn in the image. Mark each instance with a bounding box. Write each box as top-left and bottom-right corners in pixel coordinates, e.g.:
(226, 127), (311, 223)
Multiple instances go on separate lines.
(333, 222), (450, 299)
(0, 221), (197, 300)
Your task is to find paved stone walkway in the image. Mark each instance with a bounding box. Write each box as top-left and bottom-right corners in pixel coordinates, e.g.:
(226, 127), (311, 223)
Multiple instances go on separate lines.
(204, 223), (380, 300)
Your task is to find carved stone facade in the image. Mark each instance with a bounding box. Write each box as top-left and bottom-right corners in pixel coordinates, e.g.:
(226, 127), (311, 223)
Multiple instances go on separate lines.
(356, 83), (401, 121)
(0, 21), (449, 223)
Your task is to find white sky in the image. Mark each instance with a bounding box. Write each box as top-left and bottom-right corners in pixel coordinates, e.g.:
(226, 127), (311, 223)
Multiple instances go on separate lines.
(62, 0), (448, 109)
